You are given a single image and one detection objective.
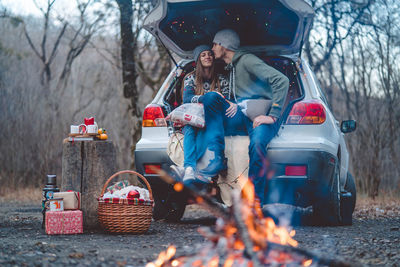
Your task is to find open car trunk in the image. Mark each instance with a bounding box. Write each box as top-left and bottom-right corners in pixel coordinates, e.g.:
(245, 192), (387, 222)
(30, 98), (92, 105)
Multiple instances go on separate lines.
(143, 0), (313, 119)
(144, 0), (314, 58)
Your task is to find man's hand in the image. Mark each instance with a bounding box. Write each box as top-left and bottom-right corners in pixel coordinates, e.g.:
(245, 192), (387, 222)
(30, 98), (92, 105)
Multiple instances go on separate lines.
(225, 101), (238, 118)
(253, 115), (277, 128)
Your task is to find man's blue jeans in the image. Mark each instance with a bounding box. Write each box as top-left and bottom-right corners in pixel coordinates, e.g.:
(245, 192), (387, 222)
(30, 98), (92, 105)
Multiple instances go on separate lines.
(183, 92), (246, 169)
(183, 92), (280, 204)
(244, 118), (280, 205)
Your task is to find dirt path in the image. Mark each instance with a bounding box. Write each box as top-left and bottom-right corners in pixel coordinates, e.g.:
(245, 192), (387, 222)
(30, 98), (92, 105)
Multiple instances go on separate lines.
(0, 201), (399, 266)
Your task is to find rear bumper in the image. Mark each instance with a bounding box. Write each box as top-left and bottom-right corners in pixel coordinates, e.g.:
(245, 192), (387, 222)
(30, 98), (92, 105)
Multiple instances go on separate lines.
(265, 149), (337, 207)
(134, 147), (337, 207)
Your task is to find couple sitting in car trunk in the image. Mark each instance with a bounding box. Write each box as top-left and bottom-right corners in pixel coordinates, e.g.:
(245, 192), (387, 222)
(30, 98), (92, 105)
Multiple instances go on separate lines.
(175, 29), (289, 206)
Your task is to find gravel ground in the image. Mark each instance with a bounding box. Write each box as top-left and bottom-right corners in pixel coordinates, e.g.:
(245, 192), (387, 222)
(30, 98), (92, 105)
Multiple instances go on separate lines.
(0, 201), (399, 266)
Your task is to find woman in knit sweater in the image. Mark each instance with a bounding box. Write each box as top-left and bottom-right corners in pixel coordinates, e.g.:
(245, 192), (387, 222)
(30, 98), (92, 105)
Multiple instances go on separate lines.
(180, 45), (246, 188)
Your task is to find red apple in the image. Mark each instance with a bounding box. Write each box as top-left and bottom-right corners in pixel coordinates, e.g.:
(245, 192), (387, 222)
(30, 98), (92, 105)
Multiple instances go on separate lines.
(127, 190), (140, 199)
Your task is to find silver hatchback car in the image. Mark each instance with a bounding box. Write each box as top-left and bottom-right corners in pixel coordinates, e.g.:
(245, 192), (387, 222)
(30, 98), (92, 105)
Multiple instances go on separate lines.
(135, 0), (357, 225)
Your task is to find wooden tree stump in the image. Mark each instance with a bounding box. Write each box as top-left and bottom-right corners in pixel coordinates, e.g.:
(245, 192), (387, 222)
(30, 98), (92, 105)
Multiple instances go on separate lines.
(61, 140), (117, 229)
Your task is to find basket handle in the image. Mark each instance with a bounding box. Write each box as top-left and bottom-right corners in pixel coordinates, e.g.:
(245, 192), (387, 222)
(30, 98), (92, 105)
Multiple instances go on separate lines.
(100, 170), (153, 201)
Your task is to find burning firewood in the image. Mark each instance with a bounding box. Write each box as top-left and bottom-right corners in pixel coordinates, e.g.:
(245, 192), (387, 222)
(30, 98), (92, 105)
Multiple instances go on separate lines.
(146, 169), (355, 267)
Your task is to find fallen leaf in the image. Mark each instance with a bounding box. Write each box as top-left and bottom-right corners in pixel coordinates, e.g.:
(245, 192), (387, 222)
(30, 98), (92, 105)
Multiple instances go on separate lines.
(69, 252), (84, 259)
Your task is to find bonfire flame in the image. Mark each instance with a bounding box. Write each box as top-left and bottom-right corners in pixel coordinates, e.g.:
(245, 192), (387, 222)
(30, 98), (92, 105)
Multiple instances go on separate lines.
(240, 179), (298, 249)
(147, 174), (314, 267)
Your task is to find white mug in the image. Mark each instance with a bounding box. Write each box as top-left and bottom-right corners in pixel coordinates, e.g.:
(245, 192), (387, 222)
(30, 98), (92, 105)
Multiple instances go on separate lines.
(87, 124), (98, 134)
(70, 125), (80, 134)
(49, 198), (64, 211)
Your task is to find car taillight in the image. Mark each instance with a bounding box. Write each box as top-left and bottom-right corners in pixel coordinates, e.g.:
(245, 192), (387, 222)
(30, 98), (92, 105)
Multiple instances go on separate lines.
(142, 104), (167, 127)
(144, 164), (161, 174)
(286, 100), (326, 124)
(285, 165), (307, 176)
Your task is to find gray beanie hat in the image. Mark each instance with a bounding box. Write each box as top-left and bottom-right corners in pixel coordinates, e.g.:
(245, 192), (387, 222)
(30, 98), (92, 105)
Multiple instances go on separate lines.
(213, 29), (240, 51)
(193, 45), (212, 63)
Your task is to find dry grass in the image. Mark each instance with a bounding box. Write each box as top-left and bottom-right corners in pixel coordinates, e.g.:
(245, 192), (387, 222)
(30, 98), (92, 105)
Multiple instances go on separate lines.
(354, 193), (400, 219)
(0, 187), (42, 203)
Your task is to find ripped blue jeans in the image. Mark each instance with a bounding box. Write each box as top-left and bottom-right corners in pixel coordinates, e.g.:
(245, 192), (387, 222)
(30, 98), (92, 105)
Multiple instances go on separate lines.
(183, 92), (247, 169)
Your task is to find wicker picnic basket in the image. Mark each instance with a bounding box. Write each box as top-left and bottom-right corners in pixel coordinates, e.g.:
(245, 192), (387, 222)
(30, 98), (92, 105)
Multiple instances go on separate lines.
(97, 170), (153, 234)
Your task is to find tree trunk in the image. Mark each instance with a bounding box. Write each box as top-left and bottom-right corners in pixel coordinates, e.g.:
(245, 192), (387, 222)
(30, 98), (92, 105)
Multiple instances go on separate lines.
(116, 0), (147, 170)
(61, 140), (117, 229)
(116, 0), (139, 117)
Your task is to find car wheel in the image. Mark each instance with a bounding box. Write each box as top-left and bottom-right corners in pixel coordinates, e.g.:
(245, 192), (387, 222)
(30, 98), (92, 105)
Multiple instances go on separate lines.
(152, 193), (186, 222)
(153, 196), (169, 220)
(313, 164), (341, 226)
(340, 172), (356, 225)
(164, 201), (186, 222)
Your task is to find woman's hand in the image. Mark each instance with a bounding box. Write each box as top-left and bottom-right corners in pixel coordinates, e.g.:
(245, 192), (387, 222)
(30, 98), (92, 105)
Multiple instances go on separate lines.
(225, 101), (238, 118)
(253, 115), (277, 128)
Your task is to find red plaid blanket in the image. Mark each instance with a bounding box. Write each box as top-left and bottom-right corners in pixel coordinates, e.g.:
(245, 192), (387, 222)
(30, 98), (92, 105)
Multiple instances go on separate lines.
(98, 197), (153, 206)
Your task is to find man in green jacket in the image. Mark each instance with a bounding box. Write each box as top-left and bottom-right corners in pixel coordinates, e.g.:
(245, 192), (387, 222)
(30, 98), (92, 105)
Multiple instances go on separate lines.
(212, 29), (289, 205)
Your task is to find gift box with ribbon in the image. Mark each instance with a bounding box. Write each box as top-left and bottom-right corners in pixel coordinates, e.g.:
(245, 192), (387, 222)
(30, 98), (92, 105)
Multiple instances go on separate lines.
(45, 210), (83, 235)
(53, 191), (81, 210)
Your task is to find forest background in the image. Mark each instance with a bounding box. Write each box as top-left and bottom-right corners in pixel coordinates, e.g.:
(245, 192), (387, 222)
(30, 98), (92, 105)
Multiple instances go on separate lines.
(0, 0), (399, 199)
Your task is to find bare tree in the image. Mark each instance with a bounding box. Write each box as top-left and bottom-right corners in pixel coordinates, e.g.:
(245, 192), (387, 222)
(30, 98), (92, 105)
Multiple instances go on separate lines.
(0, 0), (121, 188)
(115, 0), (171, 167)
(305, 0), (373, 71)
(21, 0), (65, 86)
(304, 0), (374, 104)
(0, 0), (172, 188)
(115, 0), (137, 100)
(22, 0), (106, 90)
(307, 0), (400, 197)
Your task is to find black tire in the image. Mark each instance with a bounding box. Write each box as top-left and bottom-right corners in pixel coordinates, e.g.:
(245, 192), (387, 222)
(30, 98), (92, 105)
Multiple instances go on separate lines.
(164, 201), (186, 222)
(313, 164), (341, 226)
(153, 197), (169, 221)
(152, 193), (186, 222)
(340, 172), (356, 225)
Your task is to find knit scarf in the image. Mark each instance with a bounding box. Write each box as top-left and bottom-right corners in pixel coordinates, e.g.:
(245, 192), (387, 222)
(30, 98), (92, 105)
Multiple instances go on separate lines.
(225, 63), (237, 102)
